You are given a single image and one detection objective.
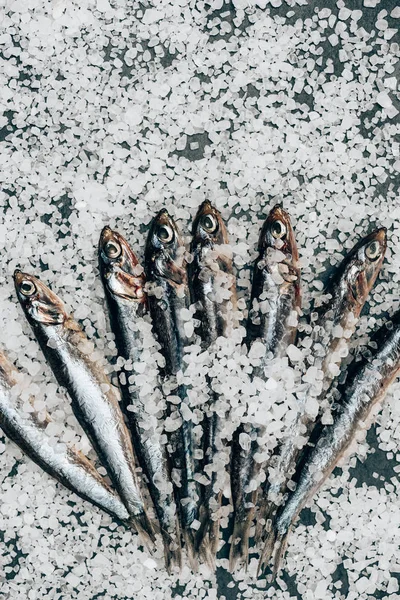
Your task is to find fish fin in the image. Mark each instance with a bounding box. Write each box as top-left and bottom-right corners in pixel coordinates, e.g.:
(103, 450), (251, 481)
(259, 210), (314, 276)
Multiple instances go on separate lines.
(160, 527), (183, 573)
(254, 500), (278, 546)
(197, 516), (220, 570)
(207, 514), (221, 558)
(229, 513), (253, 572)
(195, 492), (221, 568)
(183, 529), (199, 572)
(257, 529), (289, 581)
(131, 512), (157, 549)
(271, 532), (289, 580)
(257, 527), (277, 577)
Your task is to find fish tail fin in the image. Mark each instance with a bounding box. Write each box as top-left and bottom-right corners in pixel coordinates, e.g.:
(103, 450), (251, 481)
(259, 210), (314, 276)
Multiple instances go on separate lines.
(197, 516), (220, 570)
(160, 526), (183, 573)
(183, 529), (199, 572)
(229, 513), (253, 572)
(257, 527), (277, 577)
(207, 512), (221, 558)
(131, 512), (157, 549)
(257, 528), (289, 580)
(272, 531), (289, 580)
(196, 491), (222, 569)
(254, 501), (278, 546)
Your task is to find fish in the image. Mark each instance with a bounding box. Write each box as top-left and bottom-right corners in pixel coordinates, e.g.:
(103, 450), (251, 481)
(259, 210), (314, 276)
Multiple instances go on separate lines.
(98, 226), (181, 571)
(256, 227), (387, 544)
(144, 209), (199, 565)
(259, 311), (400, 578)
(229, 205), (301, 570)
(188, 200), (237, 563)
(0, 349), (131, 524)
(14, 270), (155, 545)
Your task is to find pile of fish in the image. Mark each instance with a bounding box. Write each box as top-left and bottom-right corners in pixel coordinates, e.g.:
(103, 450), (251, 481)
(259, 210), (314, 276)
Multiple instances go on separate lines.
(1, 200), (399, 580)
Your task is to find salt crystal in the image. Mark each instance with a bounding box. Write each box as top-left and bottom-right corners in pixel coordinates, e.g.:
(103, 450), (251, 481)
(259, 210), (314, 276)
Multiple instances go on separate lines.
(287, 344), (303, 362)
(376, 92), (393, 109)
(238, 433), (251, 451)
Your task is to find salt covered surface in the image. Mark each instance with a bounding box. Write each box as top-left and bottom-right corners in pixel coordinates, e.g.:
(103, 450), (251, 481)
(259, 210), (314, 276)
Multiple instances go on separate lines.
(0, 0), (399, 598)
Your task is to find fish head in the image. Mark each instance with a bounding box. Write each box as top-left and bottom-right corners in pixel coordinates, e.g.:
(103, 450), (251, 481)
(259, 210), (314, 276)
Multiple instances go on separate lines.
(191, 200), (228, 249)
(258, 205), (299, 262)
(257, 206), (300, 289)
(144, 209), (187, 285)
(14, 271), (67, 326)
(98, 226), (146, 303)
(345, 227), (387, 304)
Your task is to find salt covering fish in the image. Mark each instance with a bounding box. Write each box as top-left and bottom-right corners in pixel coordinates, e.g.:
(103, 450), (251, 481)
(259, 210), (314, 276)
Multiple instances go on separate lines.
(230, 205), (301, 570)
(259, 310), (400, 578)
(257, 228), (387, 543)
(99, 226), (181, 571)
(144, 209), (199, 565)
(0, 349), (131, 523)
(189, 200), (237, 563)
(14, 270), (155, 545)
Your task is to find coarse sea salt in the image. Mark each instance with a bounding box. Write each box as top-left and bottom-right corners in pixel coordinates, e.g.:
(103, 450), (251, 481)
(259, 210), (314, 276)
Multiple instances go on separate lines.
(0, 0), (398, 598)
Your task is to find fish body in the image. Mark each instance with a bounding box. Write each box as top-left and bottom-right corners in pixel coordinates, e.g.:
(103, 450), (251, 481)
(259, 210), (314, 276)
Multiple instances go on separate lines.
(144, 209), (199, 562)
(14, 271), (154, 544)
(0, 350), (130, 523)
(257, 228), (387, 542)
(189, 200), (237, 561)
(259, 312), (400, 577)
(99, 227), (181, 571)
(230, 205), (300, 570)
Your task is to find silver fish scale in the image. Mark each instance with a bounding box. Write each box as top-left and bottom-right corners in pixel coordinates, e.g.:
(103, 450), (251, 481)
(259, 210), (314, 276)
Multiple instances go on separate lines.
(268, 321), (400, 573)
(0, 355), (130, 522)
(43, 324), (145, 518)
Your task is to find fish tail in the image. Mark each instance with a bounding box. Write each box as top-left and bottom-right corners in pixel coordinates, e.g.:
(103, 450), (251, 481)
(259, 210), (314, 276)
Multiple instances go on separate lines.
(229, 512), (254, 572)
(257, 528), (289, 580)
(183, 529), (199, 572)
(131, 511), (157, 548)
(197, 513), (220, 570)
(207, 512), (221, 557)
(254, 500), (278, 546)
(160, 526), (183, 573)
(256, 526), (278, 577)
(272, 531), (289, 579)
(195, 490), (222, 568)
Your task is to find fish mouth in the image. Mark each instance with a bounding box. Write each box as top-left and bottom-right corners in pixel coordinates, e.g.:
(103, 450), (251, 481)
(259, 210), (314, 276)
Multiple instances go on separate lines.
(99, 225), (115, 247)
(155, 208), (170, 220)
(197, 200), (213, 213)
(267, 204), (287, 223)
(370, 227), (387, 245)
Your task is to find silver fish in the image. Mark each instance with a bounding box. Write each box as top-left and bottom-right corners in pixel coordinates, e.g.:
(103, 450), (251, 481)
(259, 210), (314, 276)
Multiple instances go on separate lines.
(99, 226), (181, 571)
(0, 349), (130, 523)
(144, 209), (199, 565)
(257, 228), (387, 543)
(230, 205), (301, 570)
(189, 200), (237, 562)
(14, 270), (155, 545)
(259, 312), (400, 578)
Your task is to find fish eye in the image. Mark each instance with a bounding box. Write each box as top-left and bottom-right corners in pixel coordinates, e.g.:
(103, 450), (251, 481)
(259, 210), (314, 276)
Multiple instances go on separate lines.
(104, 241), (121, 259)
(365, 240), (381, 261)
(20, 280), (36, 297)
(200, 213), (218, 234)
(271, 219), (287, 239)
(157, 224), (174, 243)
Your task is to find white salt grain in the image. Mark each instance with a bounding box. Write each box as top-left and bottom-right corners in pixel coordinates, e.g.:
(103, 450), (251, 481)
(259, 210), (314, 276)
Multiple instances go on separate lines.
(287, 344), (303, 362)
